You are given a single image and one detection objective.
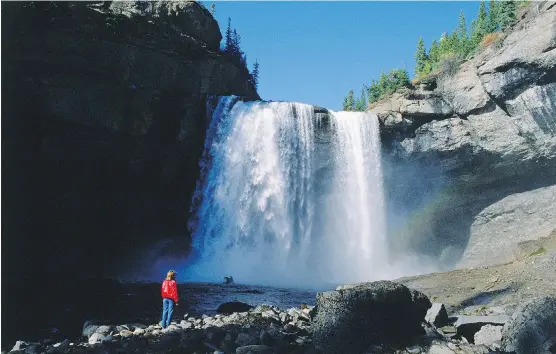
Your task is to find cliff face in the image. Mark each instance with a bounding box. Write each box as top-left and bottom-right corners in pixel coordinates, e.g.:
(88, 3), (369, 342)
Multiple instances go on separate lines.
(372, 2), (556, 269)
(3, 1), (258, 283)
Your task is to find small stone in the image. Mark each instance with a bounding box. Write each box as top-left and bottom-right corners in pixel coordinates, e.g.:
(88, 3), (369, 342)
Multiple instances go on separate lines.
(406, 345), (421, 353)
(95, 325), (112, 335)
(120, 330), (134, 338)
(88, 333), (105, 345)
(133, 328), (145, 335)
(102, 335), (114, 343)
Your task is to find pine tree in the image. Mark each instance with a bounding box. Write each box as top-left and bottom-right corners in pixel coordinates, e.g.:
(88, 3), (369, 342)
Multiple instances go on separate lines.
(471, 1), (488, 47)
(224, 18), (232, 53)
(210, 3), (216, 16)
(367, 79), (381, 104)
(498, 1), (516, 31)
(456, 10), (469, 56)
(250, 60), (260, 90)
(231, 29), (240, 58)
(487, 0), (499, 32)
(355, 87), (367, 111)
(343, 90), (355, 111)
(429, 39), (440, 63)
(414, 37), (429, 76)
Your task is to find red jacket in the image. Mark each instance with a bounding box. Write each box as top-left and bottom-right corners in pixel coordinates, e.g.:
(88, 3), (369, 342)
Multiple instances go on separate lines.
(161, 279), (179, 303)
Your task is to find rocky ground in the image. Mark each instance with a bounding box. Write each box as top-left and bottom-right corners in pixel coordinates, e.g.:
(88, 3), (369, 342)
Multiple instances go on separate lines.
(6, 251), (555, 354)
(398, 250), (556, 315)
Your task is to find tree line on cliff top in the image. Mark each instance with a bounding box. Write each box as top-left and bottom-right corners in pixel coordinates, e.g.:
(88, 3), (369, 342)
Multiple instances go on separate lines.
(342, 0), (524, 111)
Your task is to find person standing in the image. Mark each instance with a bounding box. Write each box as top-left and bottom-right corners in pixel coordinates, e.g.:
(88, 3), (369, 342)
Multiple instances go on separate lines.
(160, 270), (179, 328)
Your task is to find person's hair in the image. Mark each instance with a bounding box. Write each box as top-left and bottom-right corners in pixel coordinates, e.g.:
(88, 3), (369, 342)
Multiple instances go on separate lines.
(166, 270), (176, 281)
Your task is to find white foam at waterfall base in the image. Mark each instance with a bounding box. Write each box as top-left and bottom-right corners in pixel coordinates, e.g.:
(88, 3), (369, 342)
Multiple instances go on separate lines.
(185, 97), (411, 288)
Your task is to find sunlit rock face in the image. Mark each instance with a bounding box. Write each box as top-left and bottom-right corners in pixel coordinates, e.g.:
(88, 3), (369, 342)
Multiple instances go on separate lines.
(374, 2), (556, 269)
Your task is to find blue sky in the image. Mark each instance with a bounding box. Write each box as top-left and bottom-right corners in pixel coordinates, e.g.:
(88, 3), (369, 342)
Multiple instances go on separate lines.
(209, 1), (482, 110)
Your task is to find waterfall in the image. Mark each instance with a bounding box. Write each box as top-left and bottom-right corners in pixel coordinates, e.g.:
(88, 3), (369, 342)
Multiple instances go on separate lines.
(187, 97), (388, 287)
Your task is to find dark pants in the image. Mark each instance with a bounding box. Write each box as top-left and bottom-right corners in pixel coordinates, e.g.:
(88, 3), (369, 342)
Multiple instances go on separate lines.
(161, 298), (174, 328)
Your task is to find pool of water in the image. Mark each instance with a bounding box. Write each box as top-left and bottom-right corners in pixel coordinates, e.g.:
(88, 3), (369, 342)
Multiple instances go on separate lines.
(4, 279), (318, 350)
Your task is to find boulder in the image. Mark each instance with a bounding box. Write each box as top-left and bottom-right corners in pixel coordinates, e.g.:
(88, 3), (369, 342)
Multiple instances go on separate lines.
(82, 320), (100, 337)
(217, 301), (254, 314)
(501, 296), (556, 354)
(474, 324), (503, 348)
(88, 332), (105, 345)
(10, 341), (29, 352)
(410, 288), (433, 320)
(425, 303), (449, 328)
(454, 315), (510, 342)
(95, 325), (112, 335)
(312, 280), (430, 353)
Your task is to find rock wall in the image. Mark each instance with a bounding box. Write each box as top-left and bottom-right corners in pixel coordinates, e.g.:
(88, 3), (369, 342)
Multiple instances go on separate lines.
(372, 2), (556, 269)
(3, 1), (257, 291)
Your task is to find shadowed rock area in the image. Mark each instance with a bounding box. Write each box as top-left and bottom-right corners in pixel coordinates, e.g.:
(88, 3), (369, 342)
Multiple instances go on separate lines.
(2, 0), (258, 346)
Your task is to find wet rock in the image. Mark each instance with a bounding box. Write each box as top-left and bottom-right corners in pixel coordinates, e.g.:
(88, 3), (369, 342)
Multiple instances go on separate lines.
(95, 325), (112, 335)
(82, 321), (100, 337)
(217, 301), (254, 314)
(501, 296), (556, 354)
(128, 323), (147, 330)
(312, 280), (429, 353)
(102, 334), (115, 344)
(454, 315), (510, 342)
(474, 324), (502, 348)
(133, 328), (145, 335)
(116, 325), (130, 332)
(88, 332), (105, 344)
(181, 320), (194, 329)
(119, 329), (134, 338)
(10, 341), (29, 352)
(426, 303), (449, 328)
(236, 345), (276, 354)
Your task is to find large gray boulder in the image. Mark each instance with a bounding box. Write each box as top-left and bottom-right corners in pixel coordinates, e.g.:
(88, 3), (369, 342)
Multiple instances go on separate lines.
(501, 296), (556, 354)
(312, 281), (430, 354)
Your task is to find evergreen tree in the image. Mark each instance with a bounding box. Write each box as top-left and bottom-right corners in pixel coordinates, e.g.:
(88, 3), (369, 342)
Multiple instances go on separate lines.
(210, 3), (216, 16)
(429, 39), (440, 63)
(471, 1), (488, 46)
(367, 79), (381, 104)
(456, 10), (469, 55)
(414, 37), (429, 76)
(487, 0), (499, 32)
(224, 17), (232, 53)
(343, 90), (355, 111)
(498, 1), (516, 31)
(392, 68), (410, 88)
(355, 87), (367, 111)
(250, 60), (260, 90)
(231, 29), (240, 58)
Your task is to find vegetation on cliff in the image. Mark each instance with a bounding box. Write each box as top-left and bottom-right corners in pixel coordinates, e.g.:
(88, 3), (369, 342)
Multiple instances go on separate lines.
(223, 17), (260, 90)
(341, 0), (525, 111)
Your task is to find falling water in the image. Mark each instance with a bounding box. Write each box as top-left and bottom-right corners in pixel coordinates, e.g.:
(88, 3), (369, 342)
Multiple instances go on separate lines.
(187, 97), (388, 287)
